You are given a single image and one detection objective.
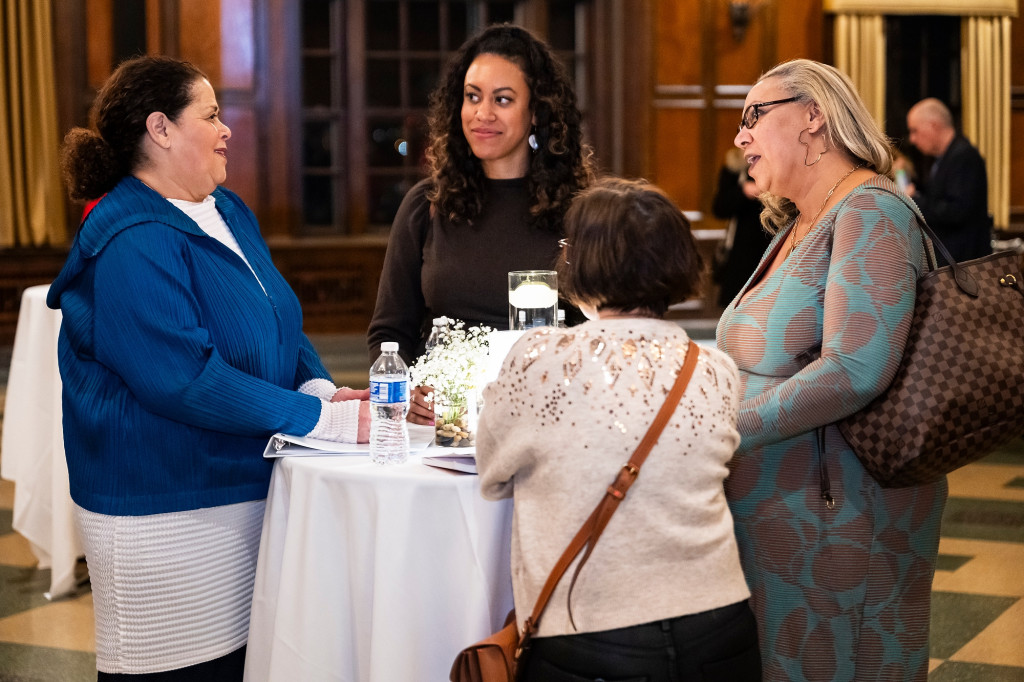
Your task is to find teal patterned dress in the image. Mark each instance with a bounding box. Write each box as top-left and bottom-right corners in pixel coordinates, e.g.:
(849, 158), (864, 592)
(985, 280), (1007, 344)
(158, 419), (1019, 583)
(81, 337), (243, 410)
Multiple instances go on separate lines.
(716, 177), (947, 681)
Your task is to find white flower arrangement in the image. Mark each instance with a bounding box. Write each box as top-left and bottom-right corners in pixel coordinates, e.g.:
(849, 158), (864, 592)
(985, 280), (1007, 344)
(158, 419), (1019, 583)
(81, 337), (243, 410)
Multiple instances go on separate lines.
(410, 319), (492, 445)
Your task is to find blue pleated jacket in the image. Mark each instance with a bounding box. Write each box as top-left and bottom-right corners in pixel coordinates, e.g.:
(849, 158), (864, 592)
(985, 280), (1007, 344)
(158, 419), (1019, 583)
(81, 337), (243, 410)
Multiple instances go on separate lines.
(48, 177), (330, 515)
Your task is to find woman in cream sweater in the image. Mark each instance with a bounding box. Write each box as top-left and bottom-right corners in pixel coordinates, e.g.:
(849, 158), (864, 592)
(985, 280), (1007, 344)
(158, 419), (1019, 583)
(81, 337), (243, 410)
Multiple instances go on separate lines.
(476, 177), (761, 681)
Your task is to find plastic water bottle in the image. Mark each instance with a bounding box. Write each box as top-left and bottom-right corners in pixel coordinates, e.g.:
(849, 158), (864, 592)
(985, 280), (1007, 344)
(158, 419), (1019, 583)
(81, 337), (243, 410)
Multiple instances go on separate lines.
(369, 342), (410, 464)
(424, 316), (448, 356)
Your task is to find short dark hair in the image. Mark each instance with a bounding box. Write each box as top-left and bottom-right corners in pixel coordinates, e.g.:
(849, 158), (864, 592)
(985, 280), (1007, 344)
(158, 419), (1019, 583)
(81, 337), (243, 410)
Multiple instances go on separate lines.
(61, 55), (207, 201)
(557, 178), (703, 316)
(426, 23), (593, 231)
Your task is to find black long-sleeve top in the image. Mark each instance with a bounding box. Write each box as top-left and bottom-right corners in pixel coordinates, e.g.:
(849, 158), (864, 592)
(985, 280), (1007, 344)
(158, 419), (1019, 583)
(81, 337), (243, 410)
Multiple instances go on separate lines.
(367, 177), (565, 365)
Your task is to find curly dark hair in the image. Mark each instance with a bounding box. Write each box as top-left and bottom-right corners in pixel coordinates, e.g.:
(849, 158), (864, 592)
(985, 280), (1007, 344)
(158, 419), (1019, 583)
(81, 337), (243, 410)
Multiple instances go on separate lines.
(425, 23), (594, 232)
(60, 55), (207, 201)
(557, 178), (703, 317)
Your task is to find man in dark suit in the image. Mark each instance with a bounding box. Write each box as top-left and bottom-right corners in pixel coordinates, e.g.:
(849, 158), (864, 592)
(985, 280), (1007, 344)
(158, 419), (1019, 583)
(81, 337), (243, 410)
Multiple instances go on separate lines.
(905, 98), (992, 265)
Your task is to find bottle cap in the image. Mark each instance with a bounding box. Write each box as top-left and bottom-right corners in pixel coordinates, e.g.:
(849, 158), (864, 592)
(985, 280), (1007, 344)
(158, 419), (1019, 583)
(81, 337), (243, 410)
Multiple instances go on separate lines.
(381, 341), (399, 352)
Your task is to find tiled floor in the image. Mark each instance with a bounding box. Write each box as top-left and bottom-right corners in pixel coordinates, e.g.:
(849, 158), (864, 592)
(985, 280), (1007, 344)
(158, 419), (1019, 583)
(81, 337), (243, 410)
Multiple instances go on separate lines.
(1, 335), (1023, 681)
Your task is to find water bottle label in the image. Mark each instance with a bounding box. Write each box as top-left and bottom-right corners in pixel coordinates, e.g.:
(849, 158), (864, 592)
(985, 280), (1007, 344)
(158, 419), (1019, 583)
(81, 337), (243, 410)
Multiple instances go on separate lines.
(370, 379), (409, 404)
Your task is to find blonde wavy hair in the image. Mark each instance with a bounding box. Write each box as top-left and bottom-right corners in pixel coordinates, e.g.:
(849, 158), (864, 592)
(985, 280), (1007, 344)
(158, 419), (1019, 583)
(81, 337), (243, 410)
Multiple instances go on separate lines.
(754, 59), (896, 233)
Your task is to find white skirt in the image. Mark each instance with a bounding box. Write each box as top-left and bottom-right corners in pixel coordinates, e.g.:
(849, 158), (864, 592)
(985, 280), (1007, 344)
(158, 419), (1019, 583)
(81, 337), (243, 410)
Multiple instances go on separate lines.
(74, 500), (265, 674)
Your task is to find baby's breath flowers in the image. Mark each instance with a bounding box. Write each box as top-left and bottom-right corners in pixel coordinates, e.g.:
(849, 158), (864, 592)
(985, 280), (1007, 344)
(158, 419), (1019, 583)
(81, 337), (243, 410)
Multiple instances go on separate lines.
(411, 320), (492, 446)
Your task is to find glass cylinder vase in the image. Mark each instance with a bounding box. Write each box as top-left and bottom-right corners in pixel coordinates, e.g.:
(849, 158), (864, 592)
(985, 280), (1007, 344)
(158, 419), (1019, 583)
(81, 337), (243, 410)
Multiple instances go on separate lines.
(433, 388), (477, 447)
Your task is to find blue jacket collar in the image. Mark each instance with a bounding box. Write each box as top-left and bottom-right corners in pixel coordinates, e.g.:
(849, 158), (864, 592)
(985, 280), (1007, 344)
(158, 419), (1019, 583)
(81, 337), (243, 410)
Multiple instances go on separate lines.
(48, 177), (237, 309)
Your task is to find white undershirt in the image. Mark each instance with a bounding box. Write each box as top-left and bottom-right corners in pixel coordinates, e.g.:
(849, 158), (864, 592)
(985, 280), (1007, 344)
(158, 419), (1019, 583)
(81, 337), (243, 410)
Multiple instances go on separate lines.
(168, 195), (265, 293)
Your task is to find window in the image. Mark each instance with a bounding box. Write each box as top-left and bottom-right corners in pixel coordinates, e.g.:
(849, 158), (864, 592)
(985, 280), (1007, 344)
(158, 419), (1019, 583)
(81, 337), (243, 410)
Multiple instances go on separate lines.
(298, 0), (588, 235)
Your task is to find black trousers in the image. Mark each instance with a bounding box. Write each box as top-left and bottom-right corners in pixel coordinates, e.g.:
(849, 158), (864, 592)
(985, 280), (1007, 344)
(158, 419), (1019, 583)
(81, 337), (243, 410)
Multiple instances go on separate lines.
(97, 645), (246, 682)
(519, 601), (761, 682)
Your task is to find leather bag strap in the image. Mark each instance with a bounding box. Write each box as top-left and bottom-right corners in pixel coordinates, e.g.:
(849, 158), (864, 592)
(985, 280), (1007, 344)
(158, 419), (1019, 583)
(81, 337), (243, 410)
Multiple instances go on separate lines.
(873, 186), (980, 296)
(519, 339), (701, 641)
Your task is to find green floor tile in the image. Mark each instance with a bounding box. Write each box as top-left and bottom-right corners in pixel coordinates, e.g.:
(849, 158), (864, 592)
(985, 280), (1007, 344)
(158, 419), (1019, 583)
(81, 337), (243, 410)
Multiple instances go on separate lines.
(941, 498), (1024, 543)
(929, 661), (1024, 681)
(935, 553), (974, 572)
(0, 642), (95, 682)
(930, 592), (1019, 659)
(0, 565), (52, 620)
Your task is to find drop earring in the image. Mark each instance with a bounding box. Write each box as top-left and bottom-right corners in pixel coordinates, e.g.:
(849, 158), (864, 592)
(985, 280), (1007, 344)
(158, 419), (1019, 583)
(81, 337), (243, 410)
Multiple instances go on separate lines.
(528, 130), (539, 151)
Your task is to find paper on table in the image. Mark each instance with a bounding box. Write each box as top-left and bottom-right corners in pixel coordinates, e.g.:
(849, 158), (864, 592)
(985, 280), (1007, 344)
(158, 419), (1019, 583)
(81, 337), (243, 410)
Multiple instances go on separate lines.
(422, 453), (477, 474)
(263, 424), (436, 458)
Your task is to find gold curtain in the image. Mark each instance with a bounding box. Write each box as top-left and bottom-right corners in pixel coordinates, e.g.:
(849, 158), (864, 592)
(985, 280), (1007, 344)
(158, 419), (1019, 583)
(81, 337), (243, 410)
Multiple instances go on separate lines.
(0, 0), (67, 248)
(962, 15), (1011, 230)
(833, 13), (887, 132)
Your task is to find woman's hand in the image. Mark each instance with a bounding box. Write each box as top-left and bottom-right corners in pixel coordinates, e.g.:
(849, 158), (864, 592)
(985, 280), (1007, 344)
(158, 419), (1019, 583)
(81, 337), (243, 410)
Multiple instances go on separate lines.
(408, 385), (436, 425)
(329, 387), (372, 443)
(331, 387), (370, 402)
(357, 400), (370, 443)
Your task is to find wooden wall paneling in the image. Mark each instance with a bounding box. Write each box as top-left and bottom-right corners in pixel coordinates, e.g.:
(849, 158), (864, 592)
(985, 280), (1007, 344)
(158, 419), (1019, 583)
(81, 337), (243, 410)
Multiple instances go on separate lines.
(586, 1), (615, 173)
(652, 0), (704, 210)
(652, 108), (705, 212)
(0, 249), (69, 345)
(655, 0), (703, 85)
(86, 0), (113, 88)
(220, 0), (256, 90)
(219, 99), (259, 207)
(179, 0), (222, 82)
(1011, 14), (1024, 228)
(260, 0), (302, 237)
(714, 0), (769, 86)
(621, 2), (655, 179)
(775, 0), (825, 64)
(586, 0), (653, 178)
(52, 0), (90, 237)
(1011, 107), (1024, 224)
(346, 0), (369, 233)
(266, 238), (387, 334)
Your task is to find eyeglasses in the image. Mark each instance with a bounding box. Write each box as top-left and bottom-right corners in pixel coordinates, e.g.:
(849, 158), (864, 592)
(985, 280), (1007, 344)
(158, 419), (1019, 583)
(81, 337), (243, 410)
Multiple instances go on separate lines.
(737, 96), (801, 133)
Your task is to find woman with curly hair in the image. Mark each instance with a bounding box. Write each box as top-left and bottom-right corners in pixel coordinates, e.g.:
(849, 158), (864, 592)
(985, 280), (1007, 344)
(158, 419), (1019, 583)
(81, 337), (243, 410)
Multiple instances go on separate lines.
(367, 23), (595, 423)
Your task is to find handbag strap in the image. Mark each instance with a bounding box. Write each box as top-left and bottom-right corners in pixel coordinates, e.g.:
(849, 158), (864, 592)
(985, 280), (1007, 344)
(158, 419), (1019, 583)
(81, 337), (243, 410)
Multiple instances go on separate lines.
(517, 339), (701, 647)
(872, 186), (980, 296)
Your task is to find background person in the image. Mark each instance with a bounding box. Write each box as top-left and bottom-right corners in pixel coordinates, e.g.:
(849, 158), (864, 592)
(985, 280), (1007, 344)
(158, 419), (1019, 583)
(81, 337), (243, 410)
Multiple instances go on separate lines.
(49, 55), (368, 681)
(905, 97), (992, 264)
(366, 23), (595, 424)
(710, 147), (770, 307)
(476, 177), (761, 682)
(720, 59), (947, 681)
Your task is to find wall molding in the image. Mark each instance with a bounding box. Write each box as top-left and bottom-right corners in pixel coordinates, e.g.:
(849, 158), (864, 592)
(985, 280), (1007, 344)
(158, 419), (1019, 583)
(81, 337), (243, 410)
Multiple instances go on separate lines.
(824, 0), (1018, 15)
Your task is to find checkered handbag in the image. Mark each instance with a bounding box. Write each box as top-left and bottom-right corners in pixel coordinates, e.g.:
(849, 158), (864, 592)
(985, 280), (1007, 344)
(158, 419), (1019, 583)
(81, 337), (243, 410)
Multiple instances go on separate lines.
(837, 197), (1024, 487)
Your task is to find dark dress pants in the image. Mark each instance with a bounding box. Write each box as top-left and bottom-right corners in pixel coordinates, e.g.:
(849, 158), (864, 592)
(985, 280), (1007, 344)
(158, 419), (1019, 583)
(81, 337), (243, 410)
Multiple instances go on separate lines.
(519, 600), (761, 682)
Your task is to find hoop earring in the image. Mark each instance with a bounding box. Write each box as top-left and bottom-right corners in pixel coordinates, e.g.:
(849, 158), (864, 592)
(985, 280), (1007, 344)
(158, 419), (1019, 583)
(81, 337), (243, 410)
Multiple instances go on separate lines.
(799, 127), (829, 166)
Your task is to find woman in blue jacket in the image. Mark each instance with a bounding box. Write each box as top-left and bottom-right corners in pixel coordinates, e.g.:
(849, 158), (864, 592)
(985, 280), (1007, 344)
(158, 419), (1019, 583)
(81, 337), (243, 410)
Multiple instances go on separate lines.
(49, 55), (368, 681)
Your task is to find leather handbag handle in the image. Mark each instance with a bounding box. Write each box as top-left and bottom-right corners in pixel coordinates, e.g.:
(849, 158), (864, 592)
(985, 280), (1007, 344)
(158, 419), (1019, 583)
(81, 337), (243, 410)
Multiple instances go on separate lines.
(876, 186), (980, 296)
(519, 339), (701, 642)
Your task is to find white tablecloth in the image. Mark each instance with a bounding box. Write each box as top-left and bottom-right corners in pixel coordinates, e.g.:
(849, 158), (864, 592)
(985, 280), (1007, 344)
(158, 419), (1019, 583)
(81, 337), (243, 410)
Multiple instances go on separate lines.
(0, 284), (82, 598)
(244, 449), (514, 682)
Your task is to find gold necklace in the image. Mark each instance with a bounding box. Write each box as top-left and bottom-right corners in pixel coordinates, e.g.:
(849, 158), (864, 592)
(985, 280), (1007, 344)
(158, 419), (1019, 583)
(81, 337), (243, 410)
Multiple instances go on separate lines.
(786, 163), (863, 258)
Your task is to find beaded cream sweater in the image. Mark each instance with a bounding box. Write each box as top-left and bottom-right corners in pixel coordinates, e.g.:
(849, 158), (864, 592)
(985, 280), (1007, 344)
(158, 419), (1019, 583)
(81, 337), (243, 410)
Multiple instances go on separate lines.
(477, 318), (751, 637)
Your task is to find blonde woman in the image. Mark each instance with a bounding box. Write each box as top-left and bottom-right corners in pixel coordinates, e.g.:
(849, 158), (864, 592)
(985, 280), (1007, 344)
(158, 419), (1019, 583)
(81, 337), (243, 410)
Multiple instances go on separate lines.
(718, 59), (946, 681)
